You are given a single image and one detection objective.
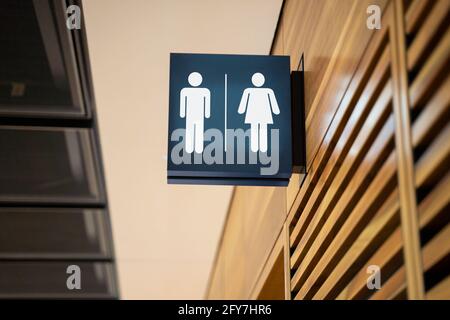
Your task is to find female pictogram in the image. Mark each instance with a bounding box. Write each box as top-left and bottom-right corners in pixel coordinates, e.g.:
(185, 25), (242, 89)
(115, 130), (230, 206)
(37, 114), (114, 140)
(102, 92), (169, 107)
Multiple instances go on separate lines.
(237, 72), (280, 152)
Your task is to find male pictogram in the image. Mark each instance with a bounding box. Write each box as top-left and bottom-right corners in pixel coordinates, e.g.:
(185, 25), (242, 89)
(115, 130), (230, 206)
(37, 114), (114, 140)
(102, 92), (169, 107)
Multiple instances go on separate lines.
(180, 72), (211, 153)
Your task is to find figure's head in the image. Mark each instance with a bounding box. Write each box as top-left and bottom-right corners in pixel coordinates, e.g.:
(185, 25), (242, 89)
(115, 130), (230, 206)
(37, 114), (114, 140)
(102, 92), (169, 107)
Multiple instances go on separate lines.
(188, 72), (202, 87)
(251, 72), (265, 87)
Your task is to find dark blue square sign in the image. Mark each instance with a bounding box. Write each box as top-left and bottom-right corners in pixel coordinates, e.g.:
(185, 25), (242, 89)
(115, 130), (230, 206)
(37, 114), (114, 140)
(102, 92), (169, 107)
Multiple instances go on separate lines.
(167, 53), (292, 186)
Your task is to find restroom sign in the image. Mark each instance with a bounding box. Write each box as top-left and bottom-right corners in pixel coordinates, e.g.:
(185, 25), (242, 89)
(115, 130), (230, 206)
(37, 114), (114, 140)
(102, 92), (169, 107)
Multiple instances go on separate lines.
(167, 53), (292, 186)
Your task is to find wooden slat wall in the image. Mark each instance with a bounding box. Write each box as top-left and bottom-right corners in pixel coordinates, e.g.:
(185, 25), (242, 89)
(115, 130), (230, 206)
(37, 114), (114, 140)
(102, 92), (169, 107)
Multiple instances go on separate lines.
(405, 0), (450, 299)
(207, 0), (450, 300)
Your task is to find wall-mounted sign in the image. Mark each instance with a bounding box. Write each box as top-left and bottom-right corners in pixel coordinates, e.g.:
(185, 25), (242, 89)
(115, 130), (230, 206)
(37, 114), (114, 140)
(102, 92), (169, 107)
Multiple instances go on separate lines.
(167, 53), (292, 186)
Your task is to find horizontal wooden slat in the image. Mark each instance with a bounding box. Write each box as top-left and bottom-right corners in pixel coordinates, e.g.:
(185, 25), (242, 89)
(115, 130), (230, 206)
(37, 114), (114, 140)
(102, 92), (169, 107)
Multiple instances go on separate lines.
(286, 9), (390, 227)
(292, 128), (396, 296)
(336, 220), (402, 299)
(336, 171), (450, 299)
(412, 76), (450, 148)
(416, 172), (450, 234)
(294, 150), (397, 298)
(371, 274), (405, 299)
(407, 0), (449, 71)
(427, 276), (450, 299)
(415, 123), (450, 188)
(291, 80), (393, 269)
(371, 218), (450, 299)
(287, 169), (316, 230)
(290, 48), (391, 252)
(405, 0), (432, 35)
(286, 173), (302, 213)
(290, 111), (395, 271)
(409, 27), (450, 109)
(313, 189), (399, 299)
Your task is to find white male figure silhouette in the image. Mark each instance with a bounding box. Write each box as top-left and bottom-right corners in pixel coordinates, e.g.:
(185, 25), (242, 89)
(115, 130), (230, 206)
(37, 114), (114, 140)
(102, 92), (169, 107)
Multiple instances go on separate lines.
(180, 72), (211, 153)
(238, 72), (280, 153)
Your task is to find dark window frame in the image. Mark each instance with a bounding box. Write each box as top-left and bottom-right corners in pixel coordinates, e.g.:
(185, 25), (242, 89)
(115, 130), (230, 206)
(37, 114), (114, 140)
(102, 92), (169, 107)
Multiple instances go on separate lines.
(0, 0), (92, 119)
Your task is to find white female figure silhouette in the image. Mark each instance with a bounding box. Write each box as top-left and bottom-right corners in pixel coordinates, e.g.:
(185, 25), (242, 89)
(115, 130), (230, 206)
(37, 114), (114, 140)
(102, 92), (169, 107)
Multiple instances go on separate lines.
(238, 72), (280, 153)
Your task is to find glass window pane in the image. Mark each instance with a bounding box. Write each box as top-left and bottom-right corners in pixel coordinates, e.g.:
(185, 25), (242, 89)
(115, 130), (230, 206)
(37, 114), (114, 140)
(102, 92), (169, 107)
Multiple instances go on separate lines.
(0, 126), (104, 204)
(0, 208), (112, 259)
(0, 262), (118, 298)
(0, 0), (85, 117)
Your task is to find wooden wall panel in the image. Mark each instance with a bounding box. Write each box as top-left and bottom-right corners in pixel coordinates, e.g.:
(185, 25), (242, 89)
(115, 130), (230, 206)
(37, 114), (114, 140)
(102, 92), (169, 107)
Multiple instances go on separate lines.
(282, 0), (388, 212)
(207, 0), (450, 300)
(250, 230), (285, 300)
(282, 0), (355, 117)
(405, 0), (450, 299)
(207, 251), (225, 299)
(207, 187), (286, 299)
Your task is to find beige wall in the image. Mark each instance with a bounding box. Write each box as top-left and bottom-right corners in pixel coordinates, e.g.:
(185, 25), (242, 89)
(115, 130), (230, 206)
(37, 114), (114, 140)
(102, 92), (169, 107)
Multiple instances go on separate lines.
(83, 0), (282, 299)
